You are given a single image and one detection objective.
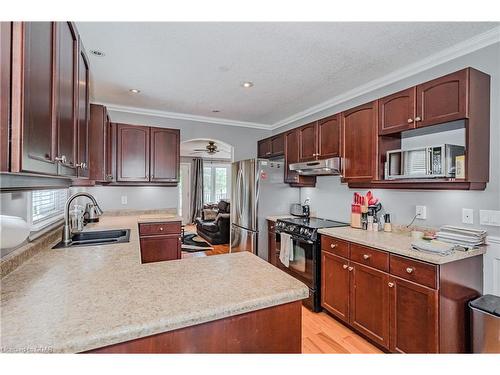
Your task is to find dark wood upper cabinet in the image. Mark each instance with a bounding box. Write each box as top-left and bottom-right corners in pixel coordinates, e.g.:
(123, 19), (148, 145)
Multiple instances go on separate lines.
(350, 262), (390, 349)
(55, 22), (78, 177)
(257, 133), (284, 159)
(317, 114), (340, 158)
(378, 88), (416, 135)
(416, 69), (468, 128)
(89, 104), (110, 182)
(76, 42), (89, 178)
(0, 22), (11, 171)
(389, 276), (439, 353)
(341, 101), (378, 182)
(116, 124), (150, 182)
(298, 122), (317, 162)
(284, 129), (316, 187)
(321, 252), (350, 323)
(257, 138), (271, 158)
(10, 22), (58, 175)
(150, 127), (179, 183)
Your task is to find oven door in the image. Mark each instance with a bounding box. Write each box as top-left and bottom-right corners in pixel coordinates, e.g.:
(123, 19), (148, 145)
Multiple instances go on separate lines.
(275, 232), (316, 288)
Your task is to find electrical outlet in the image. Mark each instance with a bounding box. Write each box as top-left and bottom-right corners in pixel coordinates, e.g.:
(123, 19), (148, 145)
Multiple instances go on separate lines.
(121, 196), (128, 205)
(415, 205), (427, 220)
(462, 208), (474, 224)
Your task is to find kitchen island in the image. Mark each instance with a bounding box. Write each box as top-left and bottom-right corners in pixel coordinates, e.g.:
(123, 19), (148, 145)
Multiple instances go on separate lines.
(0, 215), (308, 353)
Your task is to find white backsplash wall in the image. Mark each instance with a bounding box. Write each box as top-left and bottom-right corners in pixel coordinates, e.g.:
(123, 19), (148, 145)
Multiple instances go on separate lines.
(70, 186), (179, 212)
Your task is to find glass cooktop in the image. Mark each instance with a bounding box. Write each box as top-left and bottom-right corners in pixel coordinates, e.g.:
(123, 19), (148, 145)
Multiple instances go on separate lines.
(279, 217), (349, 229)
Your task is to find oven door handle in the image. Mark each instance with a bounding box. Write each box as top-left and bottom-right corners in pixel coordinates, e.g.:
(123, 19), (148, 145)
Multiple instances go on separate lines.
(276, 231), (314, 245)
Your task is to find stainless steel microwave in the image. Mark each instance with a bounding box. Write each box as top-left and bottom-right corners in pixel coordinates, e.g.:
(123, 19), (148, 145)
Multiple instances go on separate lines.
(385, 144), (465, 179)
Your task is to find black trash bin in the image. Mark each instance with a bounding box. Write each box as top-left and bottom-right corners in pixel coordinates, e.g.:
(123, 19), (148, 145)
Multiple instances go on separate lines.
(469, 294), (500, 353)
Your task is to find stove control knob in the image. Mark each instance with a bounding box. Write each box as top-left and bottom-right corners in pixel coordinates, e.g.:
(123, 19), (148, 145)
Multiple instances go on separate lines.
(300, 228), (305, 234)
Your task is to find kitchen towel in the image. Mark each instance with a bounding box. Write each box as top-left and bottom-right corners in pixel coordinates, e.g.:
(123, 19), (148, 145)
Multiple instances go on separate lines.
(279, 232), (294, 267)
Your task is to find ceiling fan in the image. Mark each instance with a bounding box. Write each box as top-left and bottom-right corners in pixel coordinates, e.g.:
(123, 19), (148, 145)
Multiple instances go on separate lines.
(192, 141), (220, 155)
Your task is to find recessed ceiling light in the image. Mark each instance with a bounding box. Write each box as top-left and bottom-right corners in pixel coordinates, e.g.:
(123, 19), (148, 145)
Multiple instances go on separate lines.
(241, 81), (254, 88)
(212, 110), (221, 113)
(89, 49), (105, 57)
(129, 89), (141, 94)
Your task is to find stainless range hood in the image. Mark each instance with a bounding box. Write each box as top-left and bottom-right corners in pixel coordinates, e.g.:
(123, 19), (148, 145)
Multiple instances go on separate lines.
(289, 157), (341, 176)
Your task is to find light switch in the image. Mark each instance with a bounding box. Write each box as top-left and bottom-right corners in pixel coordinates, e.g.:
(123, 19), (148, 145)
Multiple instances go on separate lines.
(121, 196), (128, 205)
(462, 208), (473, 224)
(479, 210), (500, 226)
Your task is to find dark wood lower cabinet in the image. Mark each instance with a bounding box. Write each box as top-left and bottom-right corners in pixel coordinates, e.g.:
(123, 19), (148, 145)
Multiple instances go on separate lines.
(267, 220), (277, 265)
(350, 262), (390, 348)
(389, 276), (438, 353)
(86, 301), (302, 353)
(138, 221), (182, 263)
(320, 235), (482, 353)
(321, 252), (350, 323)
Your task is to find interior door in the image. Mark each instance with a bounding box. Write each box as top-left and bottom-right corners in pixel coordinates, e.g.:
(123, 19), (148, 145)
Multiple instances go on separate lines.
(230, 224), (257, 254)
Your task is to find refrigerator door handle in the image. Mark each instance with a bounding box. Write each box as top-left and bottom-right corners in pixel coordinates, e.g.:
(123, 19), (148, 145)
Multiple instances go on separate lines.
(238, 168), (244, 219)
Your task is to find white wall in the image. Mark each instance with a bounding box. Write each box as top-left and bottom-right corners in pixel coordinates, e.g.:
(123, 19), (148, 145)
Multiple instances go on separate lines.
(274, 43), (500, 238)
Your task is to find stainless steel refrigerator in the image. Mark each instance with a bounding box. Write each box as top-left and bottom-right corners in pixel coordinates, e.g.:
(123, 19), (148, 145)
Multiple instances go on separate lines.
(230, 158), (299, 260)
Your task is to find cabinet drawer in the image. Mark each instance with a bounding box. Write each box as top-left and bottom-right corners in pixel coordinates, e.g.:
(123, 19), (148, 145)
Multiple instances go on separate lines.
(321, 236), (349, 258)
(350, 243), (389, 272)
(139, 222), (181, 236)
(390, 255), (437, 289)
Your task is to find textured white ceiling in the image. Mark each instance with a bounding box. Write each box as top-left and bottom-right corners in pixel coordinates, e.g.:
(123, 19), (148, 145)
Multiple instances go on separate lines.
(77, 22), (498, 126)
(180, 139), (232, 159)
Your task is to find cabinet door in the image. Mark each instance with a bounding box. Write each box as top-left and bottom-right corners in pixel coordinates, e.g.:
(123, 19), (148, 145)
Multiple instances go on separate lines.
(76, 46), (89, 178)
(55, 22), (78, 177)
(258, 138), (271, 158)
(321, 251), (350, 323)
(140, 235), (181, 263)
(298, 122), (317, 162)
(389, 276), (439, 353)
(416, 69), (468, 128)
(88, 104), (107, 182)
(105, 118), (114, 182)
(0, 22), (11, 171)
(267, 221), (276, 264)
(116, 124), (150, 182)
(350, 262), (390, 348)
(317, 114), (340, 158)
(12, 22), (58, 174)
(284, 129), (316, 187)
(150, 127), (179, 183)
(342, 101), (377, 182)
(379, 88), (416, 135)
(270, 134), (285, 157)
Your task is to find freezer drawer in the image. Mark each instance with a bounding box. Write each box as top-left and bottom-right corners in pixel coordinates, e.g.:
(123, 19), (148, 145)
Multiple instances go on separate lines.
(230, 224), (257, 254)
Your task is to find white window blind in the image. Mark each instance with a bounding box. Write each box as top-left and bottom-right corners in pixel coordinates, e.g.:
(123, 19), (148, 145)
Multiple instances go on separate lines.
(31, 189), (67, 225)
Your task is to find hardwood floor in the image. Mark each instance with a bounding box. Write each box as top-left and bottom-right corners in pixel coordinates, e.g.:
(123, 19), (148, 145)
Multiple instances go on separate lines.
(301, 307), (383, 353)
(181, 225), (381, 353)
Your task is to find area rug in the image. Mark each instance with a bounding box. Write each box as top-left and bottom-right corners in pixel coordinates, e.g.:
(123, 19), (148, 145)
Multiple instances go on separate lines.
(182, 232), (214, 252)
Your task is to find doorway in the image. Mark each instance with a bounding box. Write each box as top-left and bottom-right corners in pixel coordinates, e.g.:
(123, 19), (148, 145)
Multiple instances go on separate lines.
(179, 162), (191, 225)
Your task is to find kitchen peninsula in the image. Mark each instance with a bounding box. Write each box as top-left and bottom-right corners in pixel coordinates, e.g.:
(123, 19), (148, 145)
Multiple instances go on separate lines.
(0, 214), (308, 353)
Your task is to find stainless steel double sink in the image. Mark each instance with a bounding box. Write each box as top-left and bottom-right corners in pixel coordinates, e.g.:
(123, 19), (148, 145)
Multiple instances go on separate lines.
(52, 229), (130, 249)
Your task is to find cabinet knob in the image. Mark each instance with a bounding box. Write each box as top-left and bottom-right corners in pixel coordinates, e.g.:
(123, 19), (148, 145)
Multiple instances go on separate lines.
(55, 155), (67, 164)
(159, 227), (164, 231)
(415, 116), (421, 122)
(388, 282), (394, 288)
(342, 264), (348, 269)
(407, 118), (413, 123)
(406, 267), (414, 274)
(348, 266), (354, 272)
(330, 244), (337, 249)
(76, 162), (87, 169)
(363, 254), (371, 260)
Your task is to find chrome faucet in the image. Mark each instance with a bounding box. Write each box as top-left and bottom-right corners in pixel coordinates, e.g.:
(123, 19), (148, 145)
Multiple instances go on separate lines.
(62, 192), (103, 244)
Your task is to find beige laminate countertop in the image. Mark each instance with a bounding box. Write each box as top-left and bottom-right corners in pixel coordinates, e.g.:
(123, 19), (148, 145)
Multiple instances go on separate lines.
(318, 226), (486, 265)
(1, 215), (308, 353)
(266, 215), (294, 222)
(137, 214), (182, 223)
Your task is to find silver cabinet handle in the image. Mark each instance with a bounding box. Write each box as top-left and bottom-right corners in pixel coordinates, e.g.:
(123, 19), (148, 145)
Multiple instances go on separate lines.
(407, 118), (413, 123)
(388, 282), (394, 288)
(406, 267), (414, 274)
(415, 116), (421, 122)
(76, 162), (87, 169)
(159, 227), (164, 231)
(348, 266), (354, 272)
(342, 264), (348, 269)
(55, 155), (67, 163)
(363, 254), (371, 260)
(330, 244), (337, 249)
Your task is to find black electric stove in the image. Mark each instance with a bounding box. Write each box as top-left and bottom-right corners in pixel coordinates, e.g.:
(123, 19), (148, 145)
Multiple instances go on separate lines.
(274, 217), (348, 312)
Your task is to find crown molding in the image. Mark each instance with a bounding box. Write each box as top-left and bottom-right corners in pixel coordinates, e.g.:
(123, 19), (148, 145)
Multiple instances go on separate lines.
(100, 103), (272, 130)
(271, 26), (500, 130)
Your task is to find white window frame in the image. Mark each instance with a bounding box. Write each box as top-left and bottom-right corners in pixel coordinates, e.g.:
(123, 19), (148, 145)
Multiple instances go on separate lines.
(203, 162), (231, 204)
(28, 189), (68, 232)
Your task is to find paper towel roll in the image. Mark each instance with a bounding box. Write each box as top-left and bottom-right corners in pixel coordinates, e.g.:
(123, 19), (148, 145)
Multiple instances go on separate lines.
(0, 215), (31, 249)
